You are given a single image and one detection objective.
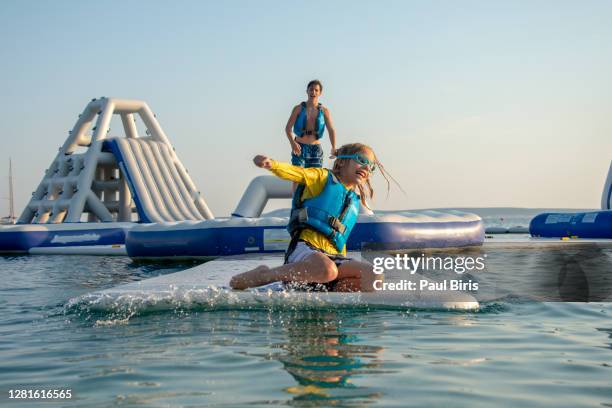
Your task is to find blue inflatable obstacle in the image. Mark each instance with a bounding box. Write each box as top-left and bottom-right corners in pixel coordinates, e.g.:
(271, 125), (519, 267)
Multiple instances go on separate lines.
(125, 210), (486, 260)
(529, 211), (612, 239)
(530, 160), (612, 239)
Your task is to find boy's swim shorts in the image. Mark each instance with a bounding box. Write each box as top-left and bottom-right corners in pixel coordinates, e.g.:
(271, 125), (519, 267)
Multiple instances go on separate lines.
(291, 142), (323, 168)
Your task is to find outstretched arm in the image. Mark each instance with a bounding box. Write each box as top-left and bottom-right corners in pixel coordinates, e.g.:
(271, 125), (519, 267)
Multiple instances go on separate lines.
(253, 155), (326, 190)
(323, 107), (337, 157)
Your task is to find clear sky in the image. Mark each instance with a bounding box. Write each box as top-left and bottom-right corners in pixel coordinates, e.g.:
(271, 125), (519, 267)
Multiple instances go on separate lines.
(0, 0), (610, 217)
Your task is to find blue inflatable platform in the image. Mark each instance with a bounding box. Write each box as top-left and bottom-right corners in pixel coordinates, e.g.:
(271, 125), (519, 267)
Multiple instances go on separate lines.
(529, 210), (612, 239)
(126, 211), (485, 260)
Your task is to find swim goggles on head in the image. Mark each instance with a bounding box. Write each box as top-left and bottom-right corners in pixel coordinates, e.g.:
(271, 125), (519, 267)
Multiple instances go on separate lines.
(336, 154), (377, 172)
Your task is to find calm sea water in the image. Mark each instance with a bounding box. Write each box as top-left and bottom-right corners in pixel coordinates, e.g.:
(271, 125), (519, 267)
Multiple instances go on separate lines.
(1, 210), (611, 407)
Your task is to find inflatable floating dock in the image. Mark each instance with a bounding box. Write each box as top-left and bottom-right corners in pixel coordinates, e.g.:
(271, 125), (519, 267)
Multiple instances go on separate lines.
(125, 208), (484, 260)
(529, 162), (612, 239)
(0, 98), (486, 257)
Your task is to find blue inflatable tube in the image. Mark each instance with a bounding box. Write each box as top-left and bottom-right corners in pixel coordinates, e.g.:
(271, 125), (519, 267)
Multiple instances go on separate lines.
(529, 210), (612, 239)
(126, 210), (485, 259)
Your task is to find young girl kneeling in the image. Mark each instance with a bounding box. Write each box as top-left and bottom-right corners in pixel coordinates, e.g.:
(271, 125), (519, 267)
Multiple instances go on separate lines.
(230, 143), (384, 292)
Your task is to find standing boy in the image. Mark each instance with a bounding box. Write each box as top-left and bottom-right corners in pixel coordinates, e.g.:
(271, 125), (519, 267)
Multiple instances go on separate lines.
(285, 80), (337, 168)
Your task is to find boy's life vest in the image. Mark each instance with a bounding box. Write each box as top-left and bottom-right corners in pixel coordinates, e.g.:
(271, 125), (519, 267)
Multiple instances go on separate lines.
(293, 102), (326, 140)
(287, 171), (360, 253)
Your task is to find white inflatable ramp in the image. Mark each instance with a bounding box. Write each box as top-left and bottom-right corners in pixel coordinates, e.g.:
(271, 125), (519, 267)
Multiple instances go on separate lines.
(69, 254), (480, 313)
(103, 137), (208, 223)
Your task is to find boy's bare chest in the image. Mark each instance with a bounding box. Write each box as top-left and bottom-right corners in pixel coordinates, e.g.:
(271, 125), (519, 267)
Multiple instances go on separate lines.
(305, 107), (319, 127)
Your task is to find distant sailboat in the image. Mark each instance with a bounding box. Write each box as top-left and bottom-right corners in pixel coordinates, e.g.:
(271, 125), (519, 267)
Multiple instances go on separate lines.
(1, 158), (15, 225)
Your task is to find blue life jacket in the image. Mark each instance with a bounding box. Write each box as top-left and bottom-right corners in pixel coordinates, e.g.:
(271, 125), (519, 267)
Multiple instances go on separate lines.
(293, 102), (326, 140)
(287, 171), (360, 252)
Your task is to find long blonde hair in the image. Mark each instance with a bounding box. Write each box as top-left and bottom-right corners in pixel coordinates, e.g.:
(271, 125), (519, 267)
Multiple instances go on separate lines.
(332, 143), (399, 208)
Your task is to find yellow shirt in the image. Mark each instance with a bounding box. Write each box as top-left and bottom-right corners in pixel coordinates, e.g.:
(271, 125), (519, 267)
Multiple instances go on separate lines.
(269, 160), (347, 255)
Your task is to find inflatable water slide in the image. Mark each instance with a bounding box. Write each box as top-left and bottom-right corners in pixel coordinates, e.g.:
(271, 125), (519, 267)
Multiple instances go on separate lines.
(0, 98), (485, 257)
(0, 98), (212, 254)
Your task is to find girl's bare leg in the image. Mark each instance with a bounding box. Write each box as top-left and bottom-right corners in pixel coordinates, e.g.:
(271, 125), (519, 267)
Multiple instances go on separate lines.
(230, 252), (338, 290)
(334, 261), (380, 292)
